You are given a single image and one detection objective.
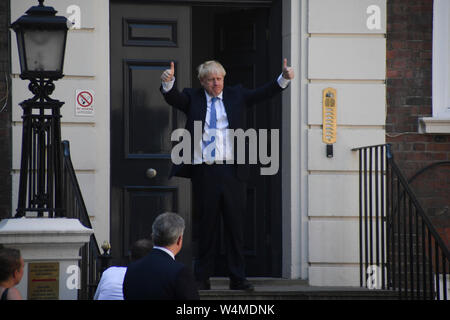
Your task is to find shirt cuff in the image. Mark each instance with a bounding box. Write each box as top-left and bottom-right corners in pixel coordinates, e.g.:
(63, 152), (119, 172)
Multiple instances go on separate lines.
(277, 74), (290, 89)
(161, 77), (175, 93)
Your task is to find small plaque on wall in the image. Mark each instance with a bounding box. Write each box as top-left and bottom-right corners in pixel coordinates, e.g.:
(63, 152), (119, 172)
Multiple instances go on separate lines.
(28, 262), (59, 300)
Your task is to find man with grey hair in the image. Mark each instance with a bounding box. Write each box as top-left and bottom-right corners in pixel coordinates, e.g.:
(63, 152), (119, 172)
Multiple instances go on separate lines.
(123, 212), (199, 300)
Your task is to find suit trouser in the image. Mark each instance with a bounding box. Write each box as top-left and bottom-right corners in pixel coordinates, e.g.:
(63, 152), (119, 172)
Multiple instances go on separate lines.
(192, 163), (247, 282)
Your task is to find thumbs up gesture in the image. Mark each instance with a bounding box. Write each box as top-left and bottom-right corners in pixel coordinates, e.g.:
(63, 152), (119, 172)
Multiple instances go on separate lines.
(282, 58), (294, 80)
(161, 61), (175, 82)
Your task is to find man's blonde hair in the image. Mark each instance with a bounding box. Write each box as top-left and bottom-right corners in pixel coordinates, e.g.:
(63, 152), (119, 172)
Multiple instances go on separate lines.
(197, 60), (226, 80)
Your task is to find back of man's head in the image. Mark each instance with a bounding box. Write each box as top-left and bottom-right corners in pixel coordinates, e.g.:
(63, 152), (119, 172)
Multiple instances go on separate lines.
(130, 239), (153, 262)
(151, 212), (185, 247)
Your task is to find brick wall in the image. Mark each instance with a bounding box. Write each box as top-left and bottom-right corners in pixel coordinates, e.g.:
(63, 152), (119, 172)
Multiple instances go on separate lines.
(0, 0), (11, 219)
(387, 0), (450, 246)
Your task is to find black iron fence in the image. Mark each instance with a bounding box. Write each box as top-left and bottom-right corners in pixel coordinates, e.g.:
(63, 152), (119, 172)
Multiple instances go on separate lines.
(62, 140), (102, 299)
(353, 144), (449, 300)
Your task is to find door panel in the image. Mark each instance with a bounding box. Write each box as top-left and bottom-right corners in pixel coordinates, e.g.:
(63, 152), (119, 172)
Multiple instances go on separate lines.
(123, 186), (178, 256)
(123, 60), (175, 156)
(110, 3), (192, 266)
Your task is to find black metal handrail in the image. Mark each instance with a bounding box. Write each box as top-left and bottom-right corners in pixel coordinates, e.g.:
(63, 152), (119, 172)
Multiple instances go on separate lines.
(353, 144), (449, 300)
(62, 140), (101, 300)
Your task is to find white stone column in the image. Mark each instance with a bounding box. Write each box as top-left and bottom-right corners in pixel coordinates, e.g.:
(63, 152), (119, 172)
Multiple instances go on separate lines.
(0, 218), (93, 300)
(281, 0), (307, 280)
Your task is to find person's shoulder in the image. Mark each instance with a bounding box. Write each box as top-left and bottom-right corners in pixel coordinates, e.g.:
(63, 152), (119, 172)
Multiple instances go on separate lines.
(7, 287), (22, 300)
(105, 265), (127, 271)
(103, 266), (127, 276)
(172, 260), (194, 277)
(182, 87), (204, 97)
(224, 84), (244, 95)
(181, 87), (199, 93)
(155, 254), (184, 274)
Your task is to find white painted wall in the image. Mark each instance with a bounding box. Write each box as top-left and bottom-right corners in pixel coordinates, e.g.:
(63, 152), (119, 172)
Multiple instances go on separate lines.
(10, 0), (110, 247)
(306, 0), (386, 286)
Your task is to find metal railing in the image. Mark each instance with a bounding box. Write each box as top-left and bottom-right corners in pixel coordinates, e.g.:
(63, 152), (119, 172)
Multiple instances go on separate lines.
(353, 144), (449, 300)
(62, 140), (101, 299)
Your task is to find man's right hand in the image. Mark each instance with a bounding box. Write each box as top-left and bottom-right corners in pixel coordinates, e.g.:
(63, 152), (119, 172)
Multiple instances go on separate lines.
(161, 61), (175, 82)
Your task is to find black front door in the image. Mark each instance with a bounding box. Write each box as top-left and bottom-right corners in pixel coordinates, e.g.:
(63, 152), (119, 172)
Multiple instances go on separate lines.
(110, 1), (282, 276)
(110, 2), (192, 266)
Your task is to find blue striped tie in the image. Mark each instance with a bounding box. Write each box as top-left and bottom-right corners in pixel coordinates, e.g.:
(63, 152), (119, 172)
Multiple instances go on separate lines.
(204, 97), (218, 160)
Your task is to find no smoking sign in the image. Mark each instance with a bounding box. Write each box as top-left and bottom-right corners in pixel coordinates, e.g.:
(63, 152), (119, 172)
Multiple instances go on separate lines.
(75, 89), (94, 116)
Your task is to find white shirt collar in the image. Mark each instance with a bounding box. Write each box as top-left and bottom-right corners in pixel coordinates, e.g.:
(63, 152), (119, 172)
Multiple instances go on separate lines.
(153, 246), (175, 260)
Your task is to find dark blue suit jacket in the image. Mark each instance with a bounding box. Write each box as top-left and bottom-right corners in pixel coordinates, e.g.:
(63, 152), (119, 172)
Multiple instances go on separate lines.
(161, 79), (285, 181)
(122, 248), (199, 300)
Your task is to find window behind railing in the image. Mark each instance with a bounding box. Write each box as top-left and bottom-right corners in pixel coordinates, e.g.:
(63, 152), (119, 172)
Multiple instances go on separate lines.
(353, 144), (449, 300)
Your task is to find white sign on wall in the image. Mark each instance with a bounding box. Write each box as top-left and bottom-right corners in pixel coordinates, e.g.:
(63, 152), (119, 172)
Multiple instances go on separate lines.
(75, 89), (94, 116)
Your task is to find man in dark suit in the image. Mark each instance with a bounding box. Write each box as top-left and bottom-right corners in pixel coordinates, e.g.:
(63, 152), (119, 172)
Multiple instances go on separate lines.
(122, 212), (199, 300)
(161, 60), (294, 291)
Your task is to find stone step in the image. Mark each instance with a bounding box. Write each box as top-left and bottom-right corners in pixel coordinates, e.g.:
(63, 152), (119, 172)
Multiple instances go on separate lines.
(207, 277), (308, 288)
(199, 278), (399, 300)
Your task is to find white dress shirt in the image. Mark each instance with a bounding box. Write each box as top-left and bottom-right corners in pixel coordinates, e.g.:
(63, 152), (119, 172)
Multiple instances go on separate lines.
(162, 75), (290, 164)
(93, 266), (127, 300)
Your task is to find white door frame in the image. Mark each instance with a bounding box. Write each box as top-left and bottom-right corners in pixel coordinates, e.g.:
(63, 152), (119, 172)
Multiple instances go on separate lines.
(281, 0), (308, 279)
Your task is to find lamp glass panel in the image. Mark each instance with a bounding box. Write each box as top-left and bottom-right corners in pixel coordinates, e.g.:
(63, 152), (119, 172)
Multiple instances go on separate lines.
(15, 31), (26, 73)
(23, 29), (65, 72)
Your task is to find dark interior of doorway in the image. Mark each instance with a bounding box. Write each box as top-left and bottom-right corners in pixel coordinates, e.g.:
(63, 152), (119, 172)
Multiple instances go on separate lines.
(192, 6), (240, 88)
(191, 5), (277, 86)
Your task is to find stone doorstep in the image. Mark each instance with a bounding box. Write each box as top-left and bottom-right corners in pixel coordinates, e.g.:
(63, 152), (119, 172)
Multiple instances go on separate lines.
(209, 277), (308, 288)
(200, 277), (399, 300)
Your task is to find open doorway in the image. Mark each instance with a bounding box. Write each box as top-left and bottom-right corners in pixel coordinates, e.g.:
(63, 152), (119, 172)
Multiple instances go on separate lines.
(110, 0), (283, 277)
(191, 4), (283, 277)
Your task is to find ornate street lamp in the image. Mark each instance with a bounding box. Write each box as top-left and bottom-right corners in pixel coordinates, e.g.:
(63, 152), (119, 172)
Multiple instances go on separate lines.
(11, 0), (69, 217)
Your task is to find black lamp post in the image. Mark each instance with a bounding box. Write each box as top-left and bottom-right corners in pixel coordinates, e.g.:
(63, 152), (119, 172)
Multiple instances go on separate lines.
(11, 0), (69, 218)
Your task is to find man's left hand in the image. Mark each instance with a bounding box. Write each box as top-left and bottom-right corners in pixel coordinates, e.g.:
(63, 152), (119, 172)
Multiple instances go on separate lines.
(282, 58), (295, 80)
